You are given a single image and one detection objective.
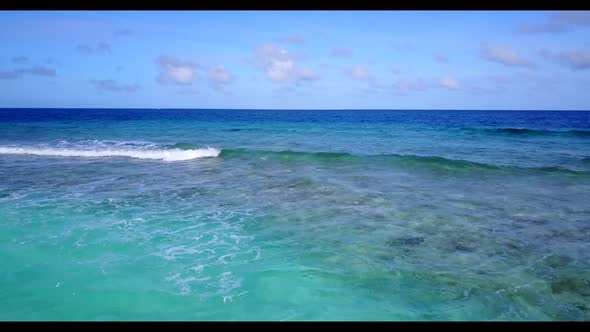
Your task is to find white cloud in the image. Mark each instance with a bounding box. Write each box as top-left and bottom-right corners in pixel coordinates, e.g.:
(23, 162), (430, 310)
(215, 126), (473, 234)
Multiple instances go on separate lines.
(208, 65), (234, 93)
(90, 79), (139, 93)
(438, 76), (461, 90)
(273, 86), (297, 96)
(0, 64), (57, 79)
(0, 71), (19, 79)
(76, 42), (111, 55)
(538, 48), (590, 71)
(557, 49), (590, 70)
(169, 67), (193, 83)
(517, 22), (568, 33)
(514, 11), (589, 35)
(330, 48), (352, 56)
(255, 44), (320, 83)
(12, 56), (28, 64)
(296, 67), (320, 81)
(481, 44), (533, 68)
(393, 41), (415, 52)
(114, 28), (133, 36)
(346, 66), (371, 81)
(177, 89), (199, 95)
(15, 66), (57, 77)
(548, 11), (590, 26)
(275, 35), (304, 44)
(46, 58), (59, 66)
(392, 79), (429, 95)
(157, 55), (197, 85)
(434, 54), (448, 63)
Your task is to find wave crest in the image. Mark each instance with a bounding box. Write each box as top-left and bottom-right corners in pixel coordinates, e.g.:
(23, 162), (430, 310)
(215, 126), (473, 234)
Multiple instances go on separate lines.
(0, 146), (221, 161)
(219, 149), (589, 175)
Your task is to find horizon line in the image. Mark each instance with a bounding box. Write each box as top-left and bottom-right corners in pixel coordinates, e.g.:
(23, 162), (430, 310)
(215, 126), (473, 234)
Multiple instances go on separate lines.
(1, 107), (589, 112)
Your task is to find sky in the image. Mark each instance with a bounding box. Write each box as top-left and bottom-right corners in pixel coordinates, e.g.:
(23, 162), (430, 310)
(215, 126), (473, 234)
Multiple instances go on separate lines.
(0, 10), (589, 110)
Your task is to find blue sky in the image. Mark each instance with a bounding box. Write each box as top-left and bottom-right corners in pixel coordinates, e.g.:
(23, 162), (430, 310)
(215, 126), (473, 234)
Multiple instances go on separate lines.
(1, 10), (589, 110)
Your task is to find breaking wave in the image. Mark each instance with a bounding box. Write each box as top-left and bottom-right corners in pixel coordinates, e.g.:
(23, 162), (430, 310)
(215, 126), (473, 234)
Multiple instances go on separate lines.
(0, 141), (220, 161)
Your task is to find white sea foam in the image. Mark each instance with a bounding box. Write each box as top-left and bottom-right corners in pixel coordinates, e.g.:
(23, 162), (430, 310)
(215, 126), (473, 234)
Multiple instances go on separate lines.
(0, 146), (221, 161)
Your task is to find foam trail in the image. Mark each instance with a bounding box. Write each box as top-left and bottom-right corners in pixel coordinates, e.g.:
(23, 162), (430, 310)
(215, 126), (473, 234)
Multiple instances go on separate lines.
(0, 147), (221, 161)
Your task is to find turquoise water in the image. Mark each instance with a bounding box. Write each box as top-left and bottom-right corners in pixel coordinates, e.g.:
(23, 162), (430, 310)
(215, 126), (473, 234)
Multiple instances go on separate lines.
(0, 109), (589, 321)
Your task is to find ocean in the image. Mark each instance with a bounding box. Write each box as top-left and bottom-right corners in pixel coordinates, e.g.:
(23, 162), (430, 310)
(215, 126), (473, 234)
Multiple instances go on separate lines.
(0, 108), (589, 321)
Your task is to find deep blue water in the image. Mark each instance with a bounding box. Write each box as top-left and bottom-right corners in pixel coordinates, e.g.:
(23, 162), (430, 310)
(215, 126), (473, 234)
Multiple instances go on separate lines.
(2, 109), (589, 128)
